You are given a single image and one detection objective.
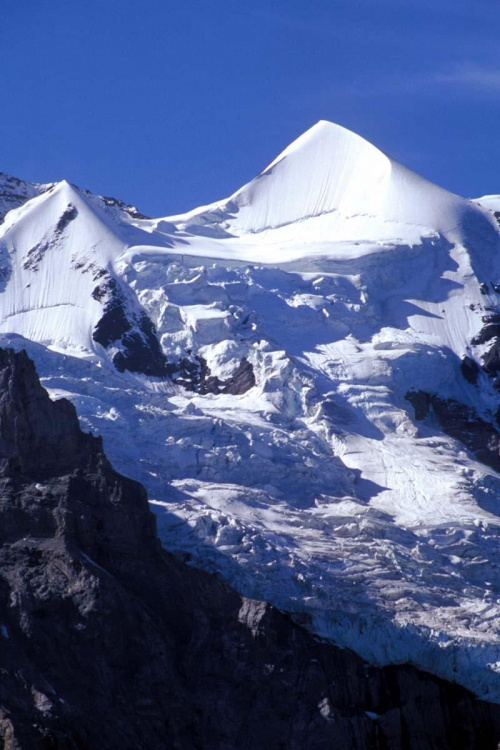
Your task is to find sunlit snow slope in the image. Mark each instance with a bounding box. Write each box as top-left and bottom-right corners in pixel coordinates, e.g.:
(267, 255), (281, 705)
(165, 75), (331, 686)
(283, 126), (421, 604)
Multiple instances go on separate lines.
(2, 121), (500, 701)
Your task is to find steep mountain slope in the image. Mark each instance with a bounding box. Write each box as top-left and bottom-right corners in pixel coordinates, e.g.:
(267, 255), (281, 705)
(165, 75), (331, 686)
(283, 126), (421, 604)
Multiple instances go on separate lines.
(2, 122), (500, 702)
(169, 120), (480, 248)
(1, 346), (500, 750)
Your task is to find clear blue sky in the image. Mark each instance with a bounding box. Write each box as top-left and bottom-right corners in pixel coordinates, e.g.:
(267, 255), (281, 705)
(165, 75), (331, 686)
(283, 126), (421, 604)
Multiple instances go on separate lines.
(2, 1), (499, 216)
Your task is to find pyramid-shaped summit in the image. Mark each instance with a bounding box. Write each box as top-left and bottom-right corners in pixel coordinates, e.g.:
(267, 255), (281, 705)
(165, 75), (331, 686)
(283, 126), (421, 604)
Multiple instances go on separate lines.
(228, 121), (472, 235)
(169, 120), (487, 248)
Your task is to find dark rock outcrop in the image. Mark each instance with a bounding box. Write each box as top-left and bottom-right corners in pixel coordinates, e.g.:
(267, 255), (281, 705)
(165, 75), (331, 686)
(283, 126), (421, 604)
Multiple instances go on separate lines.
(92, 275), (255, 393)
(406, 389), (432, 421)
(175, 354), (255, 395)
(98, 194), (150, 220)
(484, 342), (500, 377)
(461, 355), (480, 385)
(471, 314), (500, 347)
(406, 389), (500, 472)
(0, 349), (499, 749)
(0, 173), (52, 224)
(23, 204), (78, 272)
(92, 276), (169, 377)
(219, 357), (256, 395)
(470, 313), (500, 375)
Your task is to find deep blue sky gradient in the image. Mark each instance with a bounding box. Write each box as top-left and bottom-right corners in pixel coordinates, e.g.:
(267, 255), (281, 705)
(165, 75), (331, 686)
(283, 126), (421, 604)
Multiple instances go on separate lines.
(2, 0), (499, 216)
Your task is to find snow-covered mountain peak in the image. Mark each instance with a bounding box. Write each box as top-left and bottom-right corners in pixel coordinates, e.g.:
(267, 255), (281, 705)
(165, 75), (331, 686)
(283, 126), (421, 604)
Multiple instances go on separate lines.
(3, 125), (500, 701)
(226, 119), (393, 233)
(168, 121), (494, 255)
(260, 119), (389, 174)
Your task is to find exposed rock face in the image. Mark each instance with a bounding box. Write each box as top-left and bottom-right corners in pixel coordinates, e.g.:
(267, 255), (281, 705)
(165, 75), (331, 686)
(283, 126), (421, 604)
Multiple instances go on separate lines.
(175, 354), (255, 395)
(0, 173), (52, 224)
(461, 355), (480, 385)
(406, 389), (500, 472)
(99, 194), (150, 220)
(471, 313), (500, 376)
(23, 204), (78, 272)
(91, 277), (256, 392)
(0, 349), (499, 749)
(92, 276), (170, 377)
(91, 267), (256, 391)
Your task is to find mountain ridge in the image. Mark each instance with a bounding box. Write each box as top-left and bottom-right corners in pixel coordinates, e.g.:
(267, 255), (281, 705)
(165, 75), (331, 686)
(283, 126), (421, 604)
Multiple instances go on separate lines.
(1, 122), (500, 701)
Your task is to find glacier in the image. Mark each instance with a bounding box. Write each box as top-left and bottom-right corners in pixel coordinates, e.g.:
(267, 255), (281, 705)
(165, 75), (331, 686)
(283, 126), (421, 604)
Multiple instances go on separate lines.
(2, 121), (500, 700)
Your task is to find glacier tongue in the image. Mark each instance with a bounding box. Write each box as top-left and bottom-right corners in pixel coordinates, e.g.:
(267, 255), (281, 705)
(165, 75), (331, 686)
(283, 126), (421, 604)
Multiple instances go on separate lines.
(2, 122), (500, 701)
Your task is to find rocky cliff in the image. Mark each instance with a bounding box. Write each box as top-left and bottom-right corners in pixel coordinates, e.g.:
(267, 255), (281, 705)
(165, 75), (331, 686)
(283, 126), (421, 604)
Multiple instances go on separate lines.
(0, 348), (498, 749)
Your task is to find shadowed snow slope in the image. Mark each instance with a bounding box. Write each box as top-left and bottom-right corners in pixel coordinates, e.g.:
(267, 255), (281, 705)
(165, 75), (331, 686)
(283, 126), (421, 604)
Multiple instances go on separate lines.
(2, 122), (500, 703)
